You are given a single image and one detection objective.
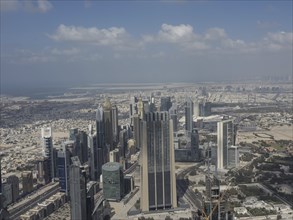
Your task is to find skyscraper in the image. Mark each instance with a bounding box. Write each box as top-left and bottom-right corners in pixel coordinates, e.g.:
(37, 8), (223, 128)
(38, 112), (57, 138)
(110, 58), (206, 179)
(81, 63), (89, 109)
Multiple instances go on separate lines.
(140, 112), (177, 211)
(96, 105), (106, 179)
(69, 157), (87, 220)
(129, 96), (138, 126)
(57, 142), (72, 195)
(111, 105), (119, 144)
(160, 96), (172, 112)
(169, 103), (178, 133)
(79, 130), (88, 165)
(88, 129), (98, 181)
(41, 127), (54, 181)
(133, 114), (141, 149)
(185, 98), (194, 133)
(103, 98), (114, 151)
(217, 119), (234, 169)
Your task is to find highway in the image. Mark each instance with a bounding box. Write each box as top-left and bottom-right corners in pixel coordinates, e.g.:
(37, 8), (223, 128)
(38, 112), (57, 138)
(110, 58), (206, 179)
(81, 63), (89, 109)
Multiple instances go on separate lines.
(8, 182), (60, 220)
(176, 164), (203, 211)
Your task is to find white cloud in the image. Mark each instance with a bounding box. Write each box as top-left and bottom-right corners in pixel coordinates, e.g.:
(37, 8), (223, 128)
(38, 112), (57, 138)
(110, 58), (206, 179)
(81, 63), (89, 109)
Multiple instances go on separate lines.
(205, 28), (227, 40)
(1, 0), (53, 13)
(158, 23), (195, 43)
(37, 0), (53, 13)
(49, 24), (131, 48)
(266, 31), (293, 44)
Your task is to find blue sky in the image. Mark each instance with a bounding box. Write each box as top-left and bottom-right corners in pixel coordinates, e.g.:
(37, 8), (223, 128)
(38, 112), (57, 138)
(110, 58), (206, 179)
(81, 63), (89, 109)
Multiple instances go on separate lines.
(1, 0), (292, 90)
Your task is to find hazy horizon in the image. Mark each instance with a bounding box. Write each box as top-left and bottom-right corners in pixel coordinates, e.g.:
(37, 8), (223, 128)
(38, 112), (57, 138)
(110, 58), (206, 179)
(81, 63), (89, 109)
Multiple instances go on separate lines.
(1, 1), (292, 91)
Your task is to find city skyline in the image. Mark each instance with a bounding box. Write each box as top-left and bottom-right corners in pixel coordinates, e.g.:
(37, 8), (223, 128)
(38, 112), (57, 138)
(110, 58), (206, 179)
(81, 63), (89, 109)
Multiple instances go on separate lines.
(1, 1), (292, 90)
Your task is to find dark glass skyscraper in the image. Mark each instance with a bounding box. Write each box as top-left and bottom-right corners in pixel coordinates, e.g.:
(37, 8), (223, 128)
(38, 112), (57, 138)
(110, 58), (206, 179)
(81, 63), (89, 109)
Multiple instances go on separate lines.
(160, 96), (172, 111)
(41, 127), (54, 181)
(185, 98), (194, 132)
(140, 112), (177, 211)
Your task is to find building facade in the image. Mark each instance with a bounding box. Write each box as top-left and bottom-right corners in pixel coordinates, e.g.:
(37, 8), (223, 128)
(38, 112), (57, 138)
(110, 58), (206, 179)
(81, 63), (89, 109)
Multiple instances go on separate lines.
(140, 112), (177, 211)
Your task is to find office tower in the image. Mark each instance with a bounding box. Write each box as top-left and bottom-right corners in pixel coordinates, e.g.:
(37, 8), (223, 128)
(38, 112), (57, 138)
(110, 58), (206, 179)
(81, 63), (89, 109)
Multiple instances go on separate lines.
(169, 103), (178, 133)
(69, 128), (81, 162)
(37, 157), (51, 185)
(96, 105), (106, 179)
(185, 98), (194, 133)
(57, 142), (72, 194)
(102, 162), (124, 201)
(137, 97), (144, 119)
(140, 112), (177, 211)
(79, 131), (88, 165)
(69, 157), (87, 220)
(88, 130), (98, 181)
(129, 96), (138, 126)
(41, 127), (54, 181)
(22, 171), (33, 194)
(228, 145), (239, 168)
(160, 96), (172, 112)
(149, 96), (156, 112)
(112, 105), (119, 144)
(191, 129), (200, 161)
(142, 98), (150, 113)
(103, 98), (114, 152)
(133, 114), (141, 149)
(119, 128), (128, 158)
(217, 120), (234, 169)
(6, 174), (19, 203)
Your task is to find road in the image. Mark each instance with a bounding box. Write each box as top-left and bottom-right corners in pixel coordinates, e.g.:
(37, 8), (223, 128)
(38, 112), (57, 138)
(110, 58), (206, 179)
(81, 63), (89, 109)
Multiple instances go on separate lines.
(8, 182), (60, 219)
(176, 164), (203, 211)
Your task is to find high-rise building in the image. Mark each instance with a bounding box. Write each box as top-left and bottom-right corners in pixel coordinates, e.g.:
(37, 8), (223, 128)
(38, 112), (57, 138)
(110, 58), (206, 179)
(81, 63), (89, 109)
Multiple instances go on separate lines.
(79, 131), (88, 165)
(133, 114), (141, 149)
(140, 112), (177, 211)
(228, 145), (239, 168)
(129, 96), (138, 126)
(185, 98), (194, 132)
(88, 128), (99, 181)
(69, 157), (87, 220)
(103, 98), (114, 152)
(6, 174), (19, 203)
(217, 119), (234, 169)
(119, 128), (128, 158)
(57, 142), (72, 195)
(69, 128), (82, 163)
(22, 171), (33, 194)
(41, 127), (54, 181)
(111, 105), (119, 144)
(37, 157), (51, 185)
(96, 105), (106, 179)
(102, 162), (124, 201)
(169, 103), (178, 133)
(160, 97), (172, 112)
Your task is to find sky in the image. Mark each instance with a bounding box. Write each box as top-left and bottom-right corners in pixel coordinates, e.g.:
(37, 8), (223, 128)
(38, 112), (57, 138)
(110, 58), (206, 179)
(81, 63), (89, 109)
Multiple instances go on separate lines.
(1, 0), (292, 91)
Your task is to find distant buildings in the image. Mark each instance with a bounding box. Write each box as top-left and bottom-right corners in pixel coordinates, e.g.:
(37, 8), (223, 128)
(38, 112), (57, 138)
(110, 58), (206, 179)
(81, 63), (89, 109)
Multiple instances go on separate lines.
(140, 112), (177, 211)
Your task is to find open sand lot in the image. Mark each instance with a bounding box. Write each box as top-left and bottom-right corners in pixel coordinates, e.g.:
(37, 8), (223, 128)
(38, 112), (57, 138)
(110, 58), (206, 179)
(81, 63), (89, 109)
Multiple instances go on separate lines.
(237, 125), (293, 144)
